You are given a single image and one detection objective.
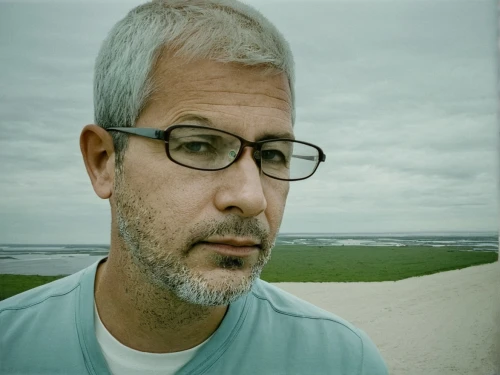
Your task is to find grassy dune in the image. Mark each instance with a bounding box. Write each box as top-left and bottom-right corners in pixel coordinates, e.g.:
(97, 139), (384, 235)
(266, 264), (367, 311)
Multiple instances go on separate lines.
(0, 274), (65, 301)
(0, 246), (497, 301)
(260, 245), (498, 282)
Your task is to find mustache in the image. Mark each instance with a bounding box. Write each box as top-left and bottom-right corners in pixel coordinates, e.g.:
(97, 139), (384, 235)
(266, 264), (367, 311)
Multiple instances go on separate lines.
(186, 217), (273, 251)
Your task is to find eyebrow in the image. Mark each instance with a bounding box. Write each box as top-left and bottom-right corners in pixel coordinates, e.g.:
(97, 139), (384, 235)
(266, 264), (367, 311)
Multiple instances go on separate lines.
(172, 114), (295, 140)
(257, 131), (295, 141)
(174, 114), (214, 126)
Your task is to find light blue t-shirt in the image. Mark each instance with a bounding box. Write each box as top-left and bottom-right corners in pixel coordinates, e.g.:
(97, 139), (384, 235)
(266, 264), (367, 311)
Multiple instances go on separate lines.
(0, 260), (388, 374)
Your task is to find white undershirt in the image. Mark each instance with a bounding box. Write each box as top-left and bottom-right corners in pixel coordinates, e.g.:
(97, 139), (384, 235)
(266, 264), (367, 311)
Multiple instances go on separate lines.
(94, 303), (212, 375)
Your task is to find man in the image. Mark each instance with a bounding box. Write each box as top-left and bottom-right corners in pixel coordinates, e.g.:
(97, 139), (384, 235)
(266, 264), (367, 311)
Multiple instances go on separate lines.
(0, 1), (388, 374)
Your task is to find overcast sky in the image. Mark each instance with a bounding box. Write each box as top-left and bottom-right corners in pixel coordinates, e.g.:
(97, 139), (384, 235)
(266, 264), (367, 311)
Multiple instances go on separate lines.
(0, 0), (498, 243)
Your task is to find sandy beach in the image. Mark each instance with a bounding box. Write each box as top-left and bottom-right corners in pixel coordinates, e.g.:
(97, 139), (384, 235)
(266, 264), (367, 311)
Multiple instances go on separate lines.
(274, 262), (500, 375)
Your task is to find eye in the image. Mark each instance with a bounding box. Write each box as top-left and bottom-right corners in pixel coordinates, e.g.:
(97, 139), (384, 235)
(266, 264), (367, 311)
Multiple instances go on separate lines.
(184, 142), (209, 152)
(261, 149), (286, 162)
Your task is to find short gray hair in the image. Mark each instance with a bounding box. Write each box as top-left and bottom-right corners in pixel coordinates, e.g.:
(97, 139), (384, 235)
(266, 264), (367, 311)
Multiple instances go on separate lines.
(94, 0), (295, 166)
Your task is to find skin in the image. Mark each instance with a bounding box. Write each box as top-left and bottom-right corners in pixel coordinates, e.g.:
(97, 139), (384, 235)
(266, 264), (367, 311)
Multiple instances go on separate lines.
(80, 56), (293, 353)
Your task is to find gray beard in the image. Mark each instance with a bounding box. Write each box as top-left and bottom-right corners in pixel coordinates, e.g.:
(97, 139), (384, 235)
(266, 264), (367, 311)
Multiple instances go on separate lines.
(115, 200), (273, 306)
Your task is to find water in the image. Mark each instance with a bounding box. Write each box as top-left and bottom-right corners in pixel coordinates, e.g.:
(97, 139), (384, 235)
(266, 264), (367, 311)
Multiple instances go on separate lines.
(275, 233), (499, 251)
(0, 244), (108, 276)
(0, 233), (497, 276)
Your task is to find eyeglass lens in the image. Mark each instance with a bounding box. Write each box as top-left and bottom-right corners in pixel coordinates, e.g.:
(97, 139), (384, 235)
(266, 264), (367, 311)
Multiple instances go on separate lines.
(168, 127), (320, 180)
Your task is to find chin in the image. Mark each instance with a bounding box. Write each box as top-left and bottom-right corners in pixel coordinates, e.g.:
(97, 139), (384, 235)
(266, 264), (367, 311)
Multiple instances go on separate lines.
(175, 271), (257, 306)
(166, 257), (264, 307)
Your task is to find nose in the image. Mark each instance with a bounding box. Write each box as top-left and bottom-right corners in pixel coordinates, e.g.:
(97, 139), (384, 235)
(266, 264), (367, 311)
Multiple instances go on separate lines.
(214, 147), (267, 217)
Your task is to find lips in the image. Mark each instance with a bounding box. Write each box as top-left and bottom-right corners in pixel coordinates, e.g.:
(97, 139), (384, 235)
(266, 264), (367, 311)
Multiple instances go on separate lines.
(197, 238), (261, 257)
(204, 238), (261, 247)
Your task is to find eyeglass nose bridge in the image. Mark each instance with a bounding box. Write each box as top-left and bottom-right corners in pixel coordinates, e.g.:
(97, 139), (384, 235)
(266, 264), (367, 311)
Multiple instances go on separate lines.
(252, 149), (262, 161)
(231, 140), (264, 168)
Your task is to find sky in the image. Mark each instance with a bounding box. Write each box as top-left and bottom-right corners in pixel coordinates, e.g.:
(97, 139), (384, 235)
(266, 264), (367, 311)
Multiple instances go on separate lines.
(0, 0), (498, 243)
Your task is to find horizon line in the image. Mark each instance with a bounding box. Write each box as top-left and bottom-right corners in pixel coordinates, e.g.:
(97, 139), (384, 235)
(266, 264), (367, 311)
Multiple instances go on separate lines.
(1, 231), (498, 246)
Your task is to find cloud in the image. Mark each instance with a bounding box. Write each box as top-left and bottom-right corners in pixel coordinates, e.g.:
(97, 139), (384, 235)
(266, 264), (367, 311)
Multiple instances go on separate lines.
(0, 0), (497, 242)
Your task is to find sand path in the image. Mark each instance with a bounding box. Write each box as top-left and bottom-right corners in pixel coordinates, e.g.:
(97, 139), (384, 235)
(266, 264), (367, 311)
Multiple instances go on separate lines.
(274, 262), (500, 375)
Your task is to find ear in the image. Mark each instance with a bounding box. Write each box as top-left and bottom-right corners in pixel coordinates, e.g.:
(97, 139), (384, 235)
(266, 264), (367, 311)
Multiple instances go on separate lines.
(80, 125), (116, 199)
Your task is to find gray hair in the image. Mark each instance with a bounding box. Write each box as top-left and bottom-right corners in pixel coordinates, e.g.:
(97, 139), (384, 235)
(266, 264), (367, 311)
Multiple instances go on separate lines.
(94, 0), (295, 166)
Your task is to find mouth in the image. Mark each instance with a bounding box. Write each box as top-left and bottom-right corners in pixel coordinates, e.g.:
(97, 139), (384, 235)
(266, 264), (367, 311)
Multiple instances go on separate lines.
(196, 238), (261, 257)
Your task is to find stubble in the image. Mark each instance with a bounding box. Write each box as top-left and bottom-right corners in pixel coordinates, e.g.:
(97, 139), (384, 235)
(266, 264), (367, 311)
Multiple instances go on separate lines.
(113, 168), (275, 306)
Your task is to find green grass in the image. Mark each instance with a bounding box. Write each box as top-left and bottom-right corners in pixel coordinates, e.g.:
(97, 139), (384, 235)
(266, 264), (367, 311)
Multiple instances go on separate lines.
(260, 245), (498, 282)
(0, 274), (65, 301)
(0, 246), (497, 300)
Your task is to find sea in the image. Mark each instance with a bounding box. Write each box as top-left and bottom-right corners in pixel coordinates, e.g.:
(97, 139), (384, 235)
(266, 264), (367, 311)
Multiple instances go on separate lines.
(0, 233), (497, 276)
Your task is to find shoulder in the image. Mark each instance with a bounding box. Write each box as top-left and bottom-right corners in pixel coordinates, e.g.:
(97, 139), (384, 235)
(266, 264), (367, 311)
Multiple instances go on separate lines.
(0, 265), (102, 374)
(248, 279), (388, 374)
(251, 278), (359, 333)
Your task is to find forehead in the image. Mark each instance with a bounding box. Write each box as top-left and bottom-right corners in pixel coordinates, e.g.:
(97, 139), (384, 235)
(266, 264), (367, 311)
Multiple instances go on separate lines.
(137, 54), (293, 137)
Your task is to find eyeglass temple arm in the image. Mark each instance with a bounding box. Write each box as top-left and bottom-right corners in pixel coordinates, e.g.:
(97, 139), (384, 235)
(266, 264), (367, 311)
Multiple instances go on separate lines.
(107, 127), (165, 140)
(292, 154), (326, 162)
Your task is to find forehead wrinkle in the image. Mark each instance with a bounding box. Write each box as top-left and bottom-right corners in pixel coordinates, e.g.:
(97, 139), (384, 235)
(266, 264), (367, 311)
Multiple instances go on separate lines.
(161, 93), (292, 120)
(167, 108), (292, 137)
(180, 106), (290, 121)
(154, 68), (291, 101)
(152, 54), (291, 88)
(164, 64), (287, 87)
(192, 87), (290, 99)
(194, 104), (292, 128)
(195, 102), (290, 111)
(180, 97), (292, 114)
(202, 91), (292, 112)
(150, 89), (291, 114)
(153, 107), (284, 126)
(175, 88), (291, 107)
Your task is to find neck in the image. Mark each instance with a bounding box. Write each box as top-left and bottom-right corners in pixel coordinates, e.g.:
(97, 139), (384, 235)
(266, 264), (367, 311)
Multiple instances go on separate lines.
(94, 248), (227, 353)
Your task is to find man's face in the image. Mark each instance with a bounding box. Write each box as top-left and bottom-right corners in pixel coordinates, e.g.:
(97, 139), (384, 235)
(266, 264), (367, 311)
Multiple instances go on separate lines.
(112, 56), (293, 306)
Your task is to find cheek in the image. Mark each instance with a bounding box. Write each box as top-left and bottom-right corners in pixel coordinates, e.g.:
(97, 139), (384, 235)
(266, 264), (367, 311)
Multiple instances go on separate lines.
(264, 180), (289, 226)
(135, 166), (216, 223)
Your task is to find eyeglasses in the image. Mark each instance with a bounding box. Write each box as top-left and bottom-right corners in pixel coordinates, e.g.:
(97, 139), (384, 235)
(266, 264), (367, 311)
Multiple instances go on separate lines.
(107, 125), (326, 181)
